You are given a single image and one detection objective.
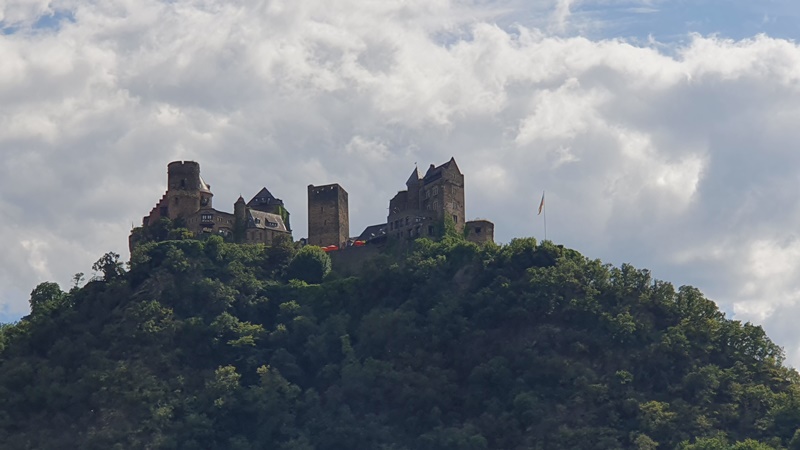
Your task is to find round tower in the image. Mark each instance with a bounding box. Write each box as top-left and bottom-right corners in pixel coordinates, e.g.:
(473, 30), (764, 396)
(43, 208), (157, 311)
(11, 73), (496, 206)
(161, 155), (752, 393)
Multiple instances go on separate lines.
(234, 196), (246, 222)
(234, 196), (247, 243)
(166, 161), (207, 219)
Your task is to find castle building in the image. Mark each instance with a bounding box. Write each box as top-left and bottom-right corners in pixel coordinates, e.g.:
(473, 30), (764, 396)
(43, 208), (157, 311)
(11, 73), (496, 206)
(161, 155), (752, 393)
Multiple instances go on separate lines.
(139, 161), (291, 245)
(136, 158), (491, 252)
(378, 157), (493, 244)
(307, 183), (349, 248)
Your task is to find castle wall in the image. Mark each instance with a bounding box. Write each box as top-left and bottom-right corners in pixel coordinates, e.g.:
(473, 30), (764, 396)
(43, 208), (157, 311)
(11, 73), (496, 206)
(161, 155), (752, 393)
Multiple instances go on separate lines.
(307, 184), (349, 248)
(328, 244), (385, 276)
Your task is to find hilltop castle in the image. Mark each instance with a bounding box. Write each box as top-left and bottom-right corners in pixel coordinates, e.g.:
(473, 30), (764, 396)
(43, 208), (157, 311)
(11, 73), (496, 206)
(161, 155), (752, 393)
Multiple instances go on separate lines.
(133, 158), (493, 249)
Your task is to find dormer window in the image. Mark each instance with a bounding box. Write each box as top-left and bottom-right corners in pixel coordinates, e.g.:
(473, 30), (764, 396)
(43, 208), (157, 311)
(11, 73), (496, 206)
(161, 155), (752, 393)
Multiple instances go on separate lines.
(254, 218), (261, 224)
(267, 221), (278, 228)
(201, 214), (213, 222)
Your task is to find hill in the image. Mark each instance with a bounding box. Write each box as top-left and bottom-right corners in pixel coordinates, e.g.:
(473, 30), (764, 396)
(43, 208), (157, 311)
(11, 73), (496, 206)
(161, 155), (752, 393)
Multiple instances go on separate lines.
(1, 235), (799, 449)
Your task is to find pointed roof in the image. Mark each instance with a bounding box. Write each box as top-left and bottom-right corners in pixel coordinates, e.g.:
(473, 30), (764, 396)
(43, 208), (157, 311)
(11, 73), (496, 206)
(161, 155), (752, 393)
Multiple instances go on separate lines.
(236, 195), (245, 204)
(199, 175), (212, 193)
(443, 156), (460, 173)
(406, 166), (422, 187)
(247, 187), (283, 207)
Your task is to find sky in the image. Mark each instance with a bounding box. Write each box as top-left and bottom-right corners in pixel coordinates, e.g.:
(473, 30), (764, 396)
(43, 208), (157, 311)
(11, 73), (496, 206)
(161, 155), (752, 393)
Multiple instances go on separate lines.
(3, 0), (800, 364)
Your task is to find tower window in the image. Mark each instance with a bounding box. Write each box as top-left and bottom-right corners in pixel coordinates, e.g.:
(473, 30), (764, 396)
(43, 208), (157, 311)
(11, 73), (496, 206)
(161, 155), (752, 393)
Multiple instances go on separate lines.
(476, 227), (482, 234)
(428, 225), (434, 235)
(453, 215), (458, 223)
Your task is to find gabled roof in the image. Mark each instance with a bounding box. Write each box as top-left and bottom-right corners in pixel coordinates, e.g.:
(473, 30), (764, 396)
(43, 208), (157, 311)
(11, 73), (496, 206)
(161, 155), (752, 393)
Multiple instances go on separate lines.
(247, 187), (283, 207)
(423, 157), (461, 182)
(246, 210), (288, 232)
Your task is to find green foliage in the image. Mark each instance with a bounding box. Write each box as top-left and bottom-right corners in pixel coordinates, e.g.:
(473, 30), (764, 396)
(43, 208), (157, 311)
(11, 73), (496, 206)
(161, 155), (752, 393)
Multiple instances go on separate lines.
(92, 251), (125, 280)
(286, 245), (331, 283)
(0, 237), (797, 449)
(28, 282), (66, 316)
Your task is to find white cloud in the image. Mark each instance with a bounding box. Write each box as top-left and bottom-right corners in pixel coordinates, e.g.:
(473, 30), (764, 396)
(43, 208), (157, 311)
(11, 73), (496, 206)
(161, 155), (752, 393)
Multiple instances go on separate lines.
(0, 0), (52, 26)
(3, 0), (800, 366)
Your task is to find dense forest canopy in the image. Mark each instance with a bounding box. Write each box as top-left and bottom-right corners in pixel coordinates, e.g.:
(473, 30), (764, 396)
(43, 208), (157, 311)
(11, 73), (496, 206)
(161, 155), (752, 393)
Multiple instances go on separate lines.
(1, 233), (799, 449)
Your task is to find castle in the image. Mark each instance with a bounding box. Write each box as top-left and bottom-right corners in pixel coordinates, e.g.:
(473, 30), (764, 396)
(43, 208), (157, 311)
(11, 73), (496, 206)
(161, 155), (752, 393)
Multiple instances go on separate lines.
(133, 158), (493, 249)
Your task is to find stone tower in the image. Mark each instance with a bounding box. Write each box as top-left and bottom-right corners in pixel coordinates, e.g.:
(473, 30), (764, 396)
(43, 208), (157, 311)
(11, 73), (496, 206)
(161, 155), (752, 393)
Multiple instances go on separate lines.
(421, 157), (465, 231)
(387, 157), (465, 241)
(307, 183), (349, 248)
(165, 161), (213, 220)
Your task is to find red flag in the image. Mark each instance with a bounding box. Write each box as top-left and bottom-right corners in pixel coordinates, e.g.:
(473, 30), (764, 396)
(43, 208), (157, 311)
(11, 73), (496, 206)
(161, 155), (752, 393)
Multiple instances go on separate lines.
(537, 192), (545, 215)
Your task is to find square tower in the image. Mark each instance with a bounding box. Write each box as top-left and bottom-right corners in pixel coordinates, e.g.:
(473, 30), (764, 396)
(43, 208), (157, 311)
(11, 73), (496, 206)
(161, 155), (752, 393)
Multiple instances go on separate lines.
(307, 184), (349, 248)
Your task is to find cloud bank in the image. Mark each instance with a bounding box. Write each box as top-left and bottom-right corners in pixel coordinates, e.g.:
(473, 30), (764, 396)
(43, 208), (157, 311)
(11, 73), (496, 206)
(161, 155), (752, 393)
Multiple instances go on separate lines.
(3, 0), (800, 364)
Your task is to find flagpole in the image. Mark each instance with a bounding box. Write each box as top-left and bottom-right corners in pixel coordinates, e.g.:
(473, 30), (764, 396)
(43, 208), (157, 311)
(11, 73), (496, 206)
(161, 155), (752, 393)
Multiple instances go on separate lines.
(537, 190), (546, 242)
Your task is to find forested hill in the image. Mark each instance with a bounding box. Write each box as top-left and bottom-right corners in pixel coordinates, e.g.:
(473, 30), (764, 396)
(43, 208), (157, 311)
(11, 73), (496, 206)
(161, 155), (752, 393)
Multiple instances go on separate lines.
(1, 235), (799, 450)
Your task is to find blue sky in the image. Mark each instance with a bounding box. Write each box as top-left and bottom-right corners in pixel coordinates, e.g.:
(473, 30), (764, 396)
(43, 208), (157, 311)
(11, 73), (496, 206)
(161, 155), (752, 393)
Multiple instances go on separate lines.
(577, 0), (799, 41)
(488, 0), (800, 43)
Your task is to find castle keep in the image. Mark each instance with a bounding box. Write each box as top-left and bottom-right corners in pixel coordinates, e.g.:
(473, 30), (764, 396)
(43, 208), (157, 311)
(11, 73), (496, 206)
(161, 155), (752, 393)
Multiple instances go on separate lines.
(134, 158), (493, 249)
(307, 184), (349, 249)
(354, 158), (494, 246)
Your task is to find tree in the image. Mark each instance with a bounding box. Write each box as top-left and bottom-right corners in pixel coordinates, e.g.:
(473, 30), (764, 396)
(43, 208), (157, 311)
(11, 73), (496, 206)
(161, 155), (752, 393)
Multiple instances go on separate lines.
(286, 246), (331, 284)
(29, 282), (65, 316)
(92, 252), (125, 280)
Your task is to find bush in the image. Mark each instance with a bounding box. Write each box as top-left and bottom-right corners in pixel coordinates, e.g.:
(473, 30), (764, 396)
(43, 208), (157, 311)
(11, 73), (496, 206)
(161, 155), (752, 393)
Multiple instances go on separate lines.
(286, 246), (331, 284)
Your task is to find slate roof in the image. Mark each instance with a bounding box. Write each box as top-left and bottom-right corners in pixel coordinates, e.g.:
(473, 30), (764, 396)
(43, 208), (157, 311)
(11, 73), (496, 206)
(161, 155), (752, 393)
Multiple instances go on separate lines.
(357, 223), (388, 241)
(247, 187), (284, 207)
(406, 166), (422, 187)
(246, 210), (288, 232)
(423, 157), (460, 183)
